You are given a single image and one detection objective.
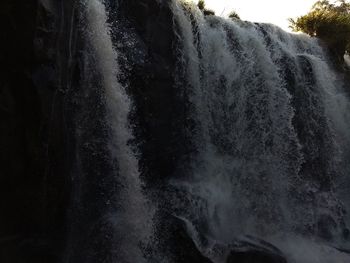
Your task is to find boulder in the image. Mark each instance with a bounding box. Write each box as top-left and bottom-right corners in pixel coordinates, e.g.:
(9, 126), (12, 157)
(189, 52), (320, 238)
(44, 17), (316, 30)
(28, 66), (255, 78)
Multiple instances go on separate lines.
(227, 237), (287, 263)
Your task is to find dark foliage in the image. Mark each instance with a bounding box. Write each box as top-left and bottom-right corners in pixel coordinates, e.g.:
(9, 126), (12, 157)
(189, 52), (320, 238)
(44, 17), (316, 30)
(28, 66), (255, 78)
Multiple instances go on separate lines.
(289, 0), (350, 59)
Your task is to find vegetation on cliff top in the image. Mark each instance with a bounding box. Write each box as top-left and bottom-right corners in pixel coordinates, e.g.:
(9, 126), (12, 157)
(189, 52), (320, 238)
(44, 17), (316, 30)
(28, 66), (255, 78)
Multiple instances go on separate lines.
(197, 0), (215, 16)
(192, 0), (348, 63)
(228, 11), (241, 20)
(289, 0), (350, 60)
(196, 0), (240, 19)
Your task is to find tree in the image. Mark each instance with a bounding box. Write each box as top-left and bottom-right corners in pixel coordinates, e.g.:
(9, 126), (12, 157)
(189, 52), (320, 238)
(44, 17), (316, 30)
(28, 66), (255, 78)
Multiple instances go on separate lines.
(289, 0), (350, 60)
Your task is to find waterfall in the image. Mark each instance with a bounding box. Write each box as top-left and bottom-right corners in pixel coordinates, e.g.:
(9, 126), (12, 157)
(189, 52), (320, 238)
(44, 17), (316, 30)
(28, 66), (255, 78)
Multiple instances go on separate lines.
(5, 0), (350, 261)
(170, 1), (350, 262)
(83, 0), (152, 262)
(345, 55), (350, 67)
(63, 0), (350, 262)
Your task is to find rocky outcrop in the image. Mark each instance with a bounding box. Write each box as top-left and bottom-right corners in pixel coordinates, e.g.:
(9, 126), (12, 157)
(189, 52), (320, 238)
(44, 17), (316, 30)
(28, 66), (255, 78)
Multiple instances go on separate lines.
(227, 250), (287, 263)
(226, 238), (287, 263)
(0, 0), (76, 262)
(0, 0), (194, 261)
(118, 0), (194, 186)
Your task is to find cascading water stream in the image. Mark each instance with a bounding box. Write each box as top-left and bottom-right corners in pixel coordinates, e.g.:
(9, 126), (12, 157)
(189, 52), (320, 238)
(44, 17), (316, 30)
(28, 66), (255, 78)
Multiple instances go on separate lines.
(170, 1), (350, 262)
(5, 0), (350, 262)
(63, 0), (350, 262)
(83, 0), (153, 262)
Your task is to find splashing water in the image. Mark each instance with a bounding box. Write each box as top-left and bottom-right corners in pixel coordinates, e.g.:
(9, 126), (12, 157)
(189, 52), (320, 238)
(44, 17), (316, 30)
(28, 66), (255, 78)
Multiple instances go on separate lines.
(84, 0), (153, 262)
(170, 1), (350, 262)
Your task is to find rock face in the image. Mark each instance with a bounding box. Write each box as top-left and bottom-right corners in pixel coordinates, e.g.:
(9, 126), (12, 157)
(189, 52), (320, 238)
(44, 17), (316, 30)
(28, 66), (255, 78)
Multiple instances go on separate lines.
(118, 0), (194, 186)
(227, 250), (287, 263)
(226, 239), (287, 263)
(0, 0), (72, 262)
(0, 0), (190, 261)
(155, 215), (214, 263)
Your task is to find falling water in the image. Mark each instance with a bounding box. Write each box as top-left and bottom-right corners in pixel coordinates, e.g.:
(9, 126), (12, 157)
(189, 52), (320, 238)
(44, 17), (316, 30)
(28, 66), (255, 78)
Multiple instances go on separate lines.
(170, 1), (350, 262)
(64, 0), (350, 262)
(84, 0), (152, 262)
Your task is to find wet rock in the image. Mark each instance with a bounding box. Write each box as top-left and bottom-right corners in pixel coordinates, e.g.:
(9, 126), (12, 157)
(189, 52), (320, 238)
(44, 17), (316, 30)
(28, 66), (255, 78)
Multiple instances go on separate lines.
(0, 0), (75, 262)
(227, 238), (287, 263)
(154, 215), (214, 263)
(227, 250), (287, 263)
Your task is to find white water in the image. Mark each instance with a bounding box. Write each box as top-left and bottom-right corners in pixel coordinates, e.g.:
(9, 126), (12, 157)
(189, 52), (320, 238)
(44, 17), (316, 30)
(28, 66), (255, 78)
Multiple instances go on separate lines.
(171, 1), (350, 262)
(345, 55), (350, 67)
(85, 1), (153, 262)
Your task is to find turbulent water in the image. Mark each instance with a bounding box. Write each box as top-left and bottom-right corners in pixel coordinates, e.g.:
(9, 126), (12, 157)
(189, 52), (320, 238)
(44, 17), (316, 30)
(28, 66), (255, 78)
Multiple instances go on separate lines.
(70, 0), (350, 262)
(67, 1), (153, 262)
(170, 1), (350, 261)
(86, 1), (153, 262)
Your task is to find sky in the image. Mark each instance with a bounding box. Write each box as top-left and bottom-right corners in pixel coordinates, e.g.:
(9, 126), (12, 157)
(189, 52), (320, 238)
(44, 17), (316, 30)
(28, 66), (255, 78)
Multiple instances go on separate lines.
(202, 0), (317, 31)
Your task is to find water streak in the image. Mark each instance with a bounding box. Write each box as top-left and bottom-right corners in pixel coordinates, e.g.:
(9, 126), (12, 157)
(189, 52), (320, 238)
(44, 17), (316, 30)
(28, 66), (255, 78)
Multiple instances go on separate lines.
(85, 0), (152, 262)
(171, 1), (350, 261)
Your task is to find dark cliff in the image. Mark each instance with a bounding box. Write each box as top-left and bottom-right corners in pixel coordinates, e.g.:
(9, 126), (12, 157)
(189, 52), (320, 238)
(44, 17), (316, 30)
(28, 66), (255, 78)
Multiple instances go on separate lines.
(0, 0), (189, 262)
(0, 0), (77, 261)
